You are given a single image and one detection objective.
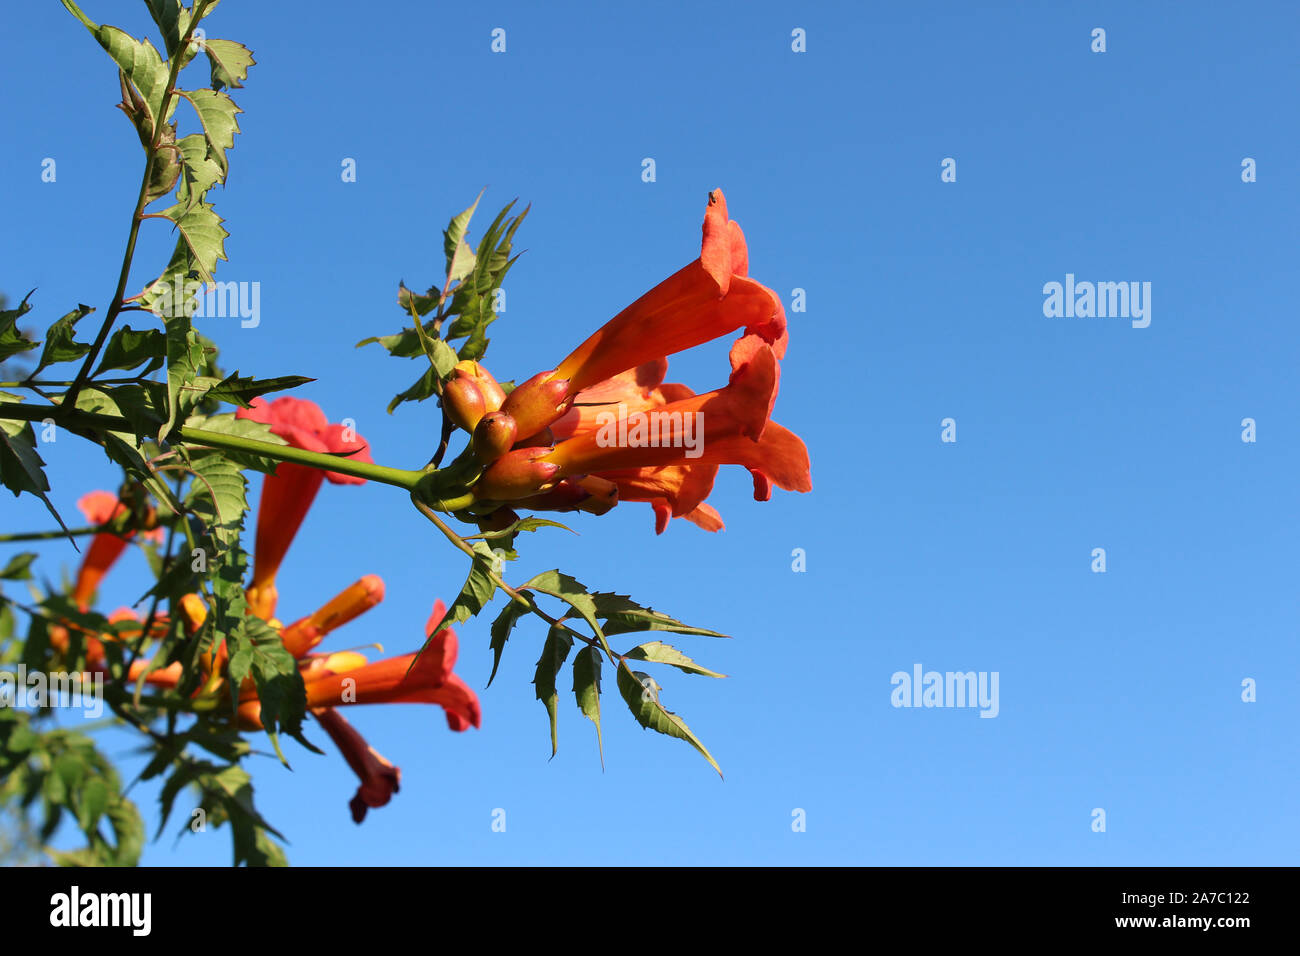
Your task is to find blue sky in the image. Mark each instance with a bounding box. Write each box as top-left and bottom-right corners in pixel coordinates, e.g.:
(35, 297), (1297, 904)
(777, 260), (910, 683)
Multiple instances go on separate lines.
(2, 0), (1297, 864)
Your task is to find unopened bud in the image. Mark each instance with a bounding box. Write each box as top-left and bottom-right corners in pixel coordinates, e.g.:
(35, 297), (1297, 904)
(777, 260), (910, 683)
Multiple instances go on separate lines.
(442, 376), (487, 431)
(454, 360), (506, 413)
(474, 447), (561, 501)
(473, 411), (518, 464)
(498, 370), (572, 442)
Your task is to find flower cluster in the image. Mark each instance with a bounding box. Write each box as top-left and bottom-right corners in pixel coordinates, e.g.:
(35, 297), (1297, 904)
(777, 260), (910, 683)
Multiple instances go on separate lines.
(63, 397), (480, 823)
(444, 189), (811, 533)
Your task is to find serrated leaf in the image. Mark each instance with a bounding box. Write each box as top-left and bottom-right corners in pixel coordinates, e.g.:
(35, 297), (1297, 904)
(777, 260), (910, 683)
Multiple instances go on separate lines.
(533, 625), (573, 757)
(0, 418), (71, 539)
(62, 3), (168, 133)
(487, 596), (531, 688)
(34, 304), (96, 372)
(444, 192), (482, 284)
(521, 570), (613, 658)
(623, 641), (726, 678)
(397, 283), (439, 319)
(572, 645), (604, 765)
(0, 291), (39, 362)
(75, 384), (167, 441)
(421, 541), (499, 648)
(94, 324), (166, 375)
(616, 661), (721, 778)
(203, 38), (255, 91)
(177, 88), (241, 174)
(203, 373), (312, 409)
(161, 310), (204, 440)
(592, 591), (728, 638)
(174, 133), (224, 207)
(227, 615), (307, 752)
(158, 198), (228, 284)
(183, 443), (248, 553)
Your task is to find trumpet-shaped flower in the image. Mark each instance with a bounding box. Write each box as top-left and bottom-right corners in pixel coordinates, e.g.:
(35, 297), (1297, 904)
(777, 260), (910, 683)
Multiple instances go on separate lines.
(234, 397), (372, 619)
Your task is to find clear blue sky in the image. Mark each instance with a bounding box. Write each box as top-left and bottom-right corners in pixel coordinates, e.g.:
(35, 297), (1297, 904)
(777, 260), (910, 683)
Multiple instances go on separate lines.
(2, 0), (1297, 864)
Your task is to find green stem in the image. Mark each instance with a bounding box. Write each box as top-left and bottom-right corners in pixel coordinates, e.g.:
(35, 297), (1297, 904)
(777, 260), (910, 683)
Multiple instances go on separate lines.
(0, 401), (426, 491)
(64, 1), (214, 410)
(410, 496), (605, 654)
(0, 526), (100, 543)
(181, 425), (423, 489)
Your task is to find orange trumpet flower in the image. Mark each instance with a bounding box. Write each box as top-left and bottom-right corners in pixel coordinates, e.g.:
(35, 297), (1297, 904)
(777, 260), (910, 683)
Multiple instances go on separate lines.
(499, 189), (788, 441)
(234, 397), (373, 620)
(72, 491), (163, 610)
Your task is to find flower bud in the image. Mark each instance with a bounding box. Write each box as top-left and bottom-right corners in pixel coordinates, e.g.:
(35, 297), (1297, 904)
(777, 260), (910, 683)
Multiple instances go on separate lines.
(454, 360), (506, 413)
(442, 376), (486, 432)
(474, 447), (561, 501)
(498, 370), (572, 443)
(473, 411), (518, 464)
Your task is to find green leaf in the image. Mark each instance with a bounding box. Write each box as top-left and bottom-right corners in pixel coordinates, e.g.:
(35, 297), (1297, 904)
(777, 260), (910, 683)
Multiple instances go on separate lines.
(177, 88), (241, 175)
(184, 442), (249, 554)
(75, 776), (109, 833)
(34, 304), (95, 372)
(227, 615), (308, 755)
(0, 552), (38, 580)
(75, 384), (167, 440)
(69, 385), (184, 516)
(62, 3), (168, 133)
(465, 516), (576, 542)
(444, 192), (483, 284)
(203, 373), (312, 409)
(521, 570), (613, 659)
(572, 645), (604, 765)
(0, 418), (71, 538)
(422, 541), (499, 647)
(616, 661), (722, 778)
(161, 310), (205, 440)
(487, 596), (531, 688)
(396, 283), (439, 319)
(592, 592), (728, 639)
(428, 338), (459, 378)
(203, 38), (255, 91)
(533, 625), (573, 757)
(623, 641), (726, 678)
(174, 133), (224, 207)
(158, 197), (228, 284)
(181, 412), (287, 473)
(384, 365), (439, 414)
(95, 324), (166, 375)
(0, 291), (39, 362)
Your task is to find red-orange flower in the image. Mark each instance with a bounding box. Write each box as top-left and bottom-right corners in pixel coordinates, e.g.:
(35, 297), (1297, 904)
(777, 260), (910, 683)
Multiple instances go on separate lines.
(238, 600), (482, 733)
(72, 491), (163, 610)
(470, 190), (810, 531)
(313, 707), (401, 824)
(234, 397), (372, 620)
(499, 189), (788, 441)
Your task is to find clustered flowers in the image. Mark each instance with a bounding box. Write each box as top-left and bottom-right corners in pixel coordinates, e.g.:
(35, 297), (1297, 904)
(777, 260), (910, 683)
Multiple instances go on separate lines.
(56, 187), (808, 826)
(443, 189), (811, 533)
(65, 398), (480, 823)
